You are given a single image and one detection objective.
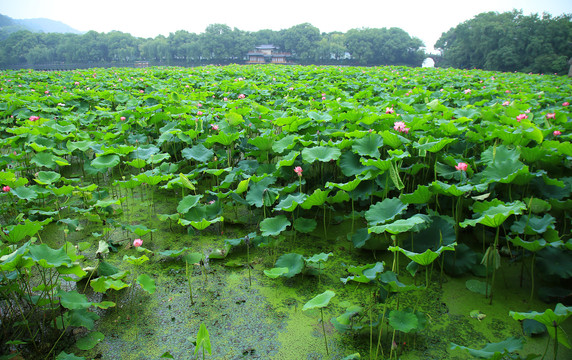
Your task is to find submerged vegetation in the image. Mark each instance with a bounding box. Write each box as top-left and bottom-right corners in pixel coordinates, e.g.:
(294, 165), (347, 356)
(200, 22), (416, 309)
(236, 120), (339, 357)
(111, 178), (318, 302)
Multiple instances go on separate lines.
(0, 64), (571, 359)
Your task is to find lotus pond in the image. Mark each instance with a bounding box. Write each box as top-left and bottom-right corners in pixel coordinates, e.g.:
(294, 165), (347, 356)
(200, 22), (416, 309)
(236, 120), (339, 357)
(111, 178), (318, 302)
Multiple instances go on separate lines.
(0, 64), (571, 360)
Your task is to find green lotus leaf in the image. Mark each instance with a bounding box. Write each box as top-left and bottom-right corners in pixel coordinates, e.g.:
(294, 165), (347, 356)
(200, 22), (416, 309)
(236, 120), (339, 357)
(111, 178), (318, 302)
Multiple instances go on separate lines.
(410, 215), (456, 252)
(413, 137), (456, 153)
(56, 351), (86, 360)
(511, 304), (572, 348)
(58, 308), (99, 330)
(381, 130), (404, 149)
(388, 244), (456, 266)
(93, 198), (120, 208)
(480, 160), (529, 184)
(361, 158), (391, 171)
(536, 246), (572, 279)
(97, 261), (119, 277)
(275, 193), (307, 212)
(306, 252), (333, 263)
(57, 289), (92, 310)
(465, 279), (491, 295)
(159, 248), (187, 257)
(443, 243), (478, 277)
(389, 310), (418, 333)
(205, 131), (241, 146)
(184, 252), (204, 264)
(352, 134), (383, 158)
(451, 336), (523, 359)
(508, 236), (547, 253)
(294, 217), (317, 233)
(300, 189), (331, 209)
(76, 331), (104, 351)
(510, 214), (555, 235)
(0, 219), (47, 243)
(66, 140), (95, 152)
(194, 323), (212, 356)
(189, 216), (223, 230)
(263, 267), (289, 279)
(400, 185), (433, 204)
(248, 135), (275, 151)
(276, 151), (299, 168)
(51, 185), (75, 196)
(177, 194), (203, 214)
(134, 171), (171, 186)
(122, 254), (149, 266)
(308, 111), (332, 122)
(275, 253), (304, 278)
(137, 274), (156, 294)
(365, 198), (407, 226)
(522, 319), (547, 337)
(32, 152), (63, 169)
(331, 305), (363, 332)
(338, 151), (369, 177)
(460, 201), (526, 228)
(481, 144), (520, 164)
(28, 244), (72, 268)
(90, 154), (120, 169)
(272, 134), (299, 154)
(302, 290), (335, 311)
(369, 214), (429, 234)
(126, 158), (147, 169)
(326, 178), (362, 192)
(35, 171), (61, 185)
(226, 111), (244, 126)
(11, 186), (38, 200)
(245, 177), (277, 208)
(181, 144), (214, 162)
(301, 146), (341, 163)
(260, 215), (291, 236)
(341, 262), (384, 284)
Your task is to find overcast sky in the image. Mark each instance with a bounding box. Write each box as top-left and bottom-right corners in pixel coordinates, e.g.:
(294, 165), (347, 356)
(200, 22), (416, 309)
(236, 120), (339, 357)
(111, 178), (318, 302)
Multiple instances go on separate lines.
(1, 0), (570, 53)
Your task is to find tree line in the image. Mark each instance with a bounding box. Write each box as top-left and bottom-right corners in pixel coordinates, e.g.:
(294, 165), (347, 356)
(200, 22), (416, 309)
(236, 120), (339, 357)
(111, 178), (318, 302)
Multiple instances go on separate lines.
(0, 22), (425, 68)
(435, 10), (572, 75)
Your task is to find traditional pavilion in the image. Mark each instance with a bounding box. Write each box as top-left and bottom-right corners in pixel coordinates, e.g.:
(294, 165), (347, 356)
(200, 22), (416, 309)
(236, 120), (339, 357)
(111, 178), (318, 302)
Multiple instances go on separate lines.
(246, 45), (292, 64)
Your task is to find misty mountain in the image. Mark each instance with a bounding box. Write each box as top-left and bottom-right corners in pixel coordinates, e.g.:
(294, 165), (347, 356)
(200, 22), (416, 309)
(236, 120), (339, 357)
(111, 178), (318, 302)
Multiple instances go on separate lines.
(0, 14), (82, 39)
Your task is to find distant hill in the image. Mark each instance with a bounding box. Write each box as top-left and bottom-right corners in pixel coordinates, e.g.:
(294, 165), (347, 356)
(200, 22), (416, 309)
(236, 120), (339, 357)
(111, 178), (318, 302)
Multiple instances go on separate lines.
(0, 13), (82, 40)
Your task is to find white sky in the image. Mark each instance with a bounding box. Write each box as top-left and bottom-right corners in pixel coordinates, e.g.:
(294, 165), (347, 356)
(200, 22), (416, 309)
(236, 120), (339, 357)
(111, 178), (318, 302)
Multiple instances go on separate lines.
(1, 0), (570, 53)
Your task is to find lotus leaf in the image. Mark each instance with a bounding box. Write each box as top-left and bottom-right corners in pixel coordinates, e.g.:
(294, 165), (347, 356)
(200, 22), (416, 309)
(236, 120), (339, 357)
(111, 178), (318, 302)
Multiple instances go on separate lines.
(389, 309), (418, 333)
(76, 331), (104, 351)
(274, 253), (304, 278)
(301, 146), (341, 163)
(451, 336), (523, 359)
(302, 290), (335, 311)
(365, 197), (407, 226)
(293, 217), (317, 233)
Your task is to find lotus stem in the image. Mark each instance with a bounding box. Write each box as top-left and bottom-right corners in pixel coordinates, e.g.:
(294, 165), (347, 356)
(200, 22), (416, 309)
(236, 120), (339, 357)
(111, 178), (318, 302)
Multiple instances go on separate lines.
(554, 322), (558, 360)
(530, 252), (535, 303)
(489, 226), (500, 305)
(375, 302), (388, 359)
(186, 260), (194, 304)
(320, 308), (329, 355)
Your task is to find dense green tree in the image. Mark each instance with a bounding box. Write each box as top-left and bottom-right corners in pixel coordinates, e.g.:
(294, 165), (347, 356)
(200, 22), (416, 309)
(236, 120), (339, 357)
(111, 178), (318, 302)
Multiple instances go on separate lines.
(281, 23), (321, 63)
(435, 10), (572, 74)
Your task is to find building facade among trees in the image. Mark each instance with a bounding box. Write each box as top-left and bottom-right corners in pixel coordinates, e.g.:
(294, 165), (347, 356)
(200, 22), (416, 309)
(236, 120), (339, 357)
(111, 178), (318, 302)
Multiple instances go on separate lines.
(246, 45), (292, 64)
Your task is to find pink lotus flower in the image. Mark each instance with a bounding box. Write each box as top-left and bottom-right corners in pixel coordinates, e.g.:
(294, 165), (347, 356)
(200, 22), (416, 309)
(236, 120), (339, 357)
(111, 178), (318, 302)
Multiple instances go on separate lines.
(393, 121), (410, 134)
(516, 114), (528, 122)
(385, 107), (394, 114)
(238, 94), (245, 99)
(211, 124), (219, 131)
(563, 102), (570, 106)
(120, 116), (126, 121)
(2, 186), (10, 192)
(455, 162), (468, 171)
(288, 87), (294, 91)
(546, 113), (556, 119)
(29, 116), (40, 121)
(464, 89), (471, 94)
(321, 93), (326, 97)
(502, 101), (510, 106)
(224, 97), (228, 101)
(74, 82), (80, 85)
(133, 239), (143, 247)
(139, 90), (144, 93)
(197, 111), (203, 116)
(294, 166), (303, 177)
(197, 103), (202, 107)
(321, 96), (326, 100)
(505, 90), (511, 93)
(44, 90), (49, 94)
(553, 130), (562, 136)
